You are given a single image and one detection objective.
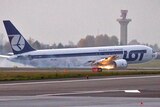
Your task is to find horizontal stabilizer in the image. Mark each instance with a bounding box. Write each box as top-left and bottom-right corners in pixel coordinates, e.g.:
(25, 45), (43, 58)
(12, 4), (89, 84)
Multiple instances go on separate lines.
(0, 55), (10, 60)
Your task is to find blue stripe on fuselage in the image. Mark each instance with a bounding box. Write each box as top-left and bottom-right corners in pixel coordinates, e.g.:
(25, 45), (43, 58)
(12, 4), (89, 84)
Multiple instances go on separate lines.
(18, 51), (124, 60)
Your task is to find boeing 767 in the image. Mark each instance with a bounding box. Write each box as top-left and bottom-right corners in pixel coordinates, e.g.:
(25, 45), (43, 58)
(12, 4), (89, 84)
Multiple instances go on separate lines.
(1, 20), (157, 72)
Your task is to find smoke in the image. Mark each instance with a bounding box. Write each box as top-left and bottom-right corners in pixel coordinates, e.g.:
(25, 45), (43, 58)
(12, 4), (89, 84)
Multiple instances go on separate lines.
(0, 59), (32, 68)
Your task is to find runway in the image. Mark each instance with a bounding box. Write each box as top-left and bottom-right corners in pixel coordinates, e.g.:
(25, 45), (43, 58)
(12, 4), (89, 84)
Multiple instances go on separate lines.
(0, 75), (160, 106)
(0, 96), (160, 107)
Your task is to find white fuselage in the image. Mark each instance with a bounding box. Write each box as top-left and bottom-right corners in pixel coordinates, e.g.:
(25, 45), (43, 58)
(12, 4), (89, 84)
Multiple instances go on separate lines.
(8, 45), (154, 68)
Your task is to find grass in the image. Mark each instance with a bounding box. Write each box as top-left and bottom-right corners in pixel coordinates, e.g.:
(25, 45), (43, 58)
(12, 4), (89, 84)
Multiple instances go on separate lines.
(128, 60), (160, 68)
(0, 68), (159, 81)
(0, 59), (159, 81)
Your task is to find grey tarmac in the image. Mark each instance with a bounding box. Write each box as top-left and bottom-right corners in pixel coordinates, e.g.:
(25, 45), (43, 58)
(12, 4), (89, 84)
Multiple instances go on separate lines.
(0, 75), (160, 107)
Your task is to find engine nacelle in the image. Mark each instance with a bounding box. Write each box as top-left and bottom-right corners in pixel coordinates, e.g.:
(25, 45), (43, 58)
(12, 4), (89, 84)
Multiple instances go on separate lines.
(113, 59), (128, 69)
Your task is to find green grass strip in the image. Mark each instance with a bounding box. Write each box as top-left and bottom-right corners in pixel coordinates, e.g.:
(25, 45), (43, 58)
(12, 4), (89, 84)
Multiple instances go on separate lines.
(0, 69), (160, 81)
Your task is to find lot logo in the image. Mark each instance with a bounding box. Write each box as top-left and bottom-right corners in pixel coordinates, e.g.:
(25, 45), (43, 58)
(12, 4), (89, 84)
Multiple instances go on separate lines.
(123, 50), (147, 61)
(10, 35), (25, 51)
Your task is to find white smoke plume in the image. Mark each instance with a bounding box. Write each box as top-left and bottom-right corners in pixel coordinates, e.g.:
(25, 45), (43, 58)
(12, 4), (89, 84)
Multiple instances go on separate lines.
(0, 59), (32, 68)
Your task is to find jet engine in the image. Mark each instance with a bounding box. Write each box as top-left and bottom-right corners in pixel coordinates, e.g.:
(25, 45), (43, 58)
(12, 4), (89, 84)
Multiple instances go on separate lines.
(113, 59), (128, 69)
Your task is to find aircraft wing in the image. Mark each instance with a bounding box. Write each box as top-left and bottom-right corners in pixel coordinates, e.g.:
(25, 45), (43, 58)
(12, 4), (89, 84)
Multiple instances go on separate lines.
(86, 55), (118, 66)
(86, 55), (127, 70)
(97, 56), (118, 65)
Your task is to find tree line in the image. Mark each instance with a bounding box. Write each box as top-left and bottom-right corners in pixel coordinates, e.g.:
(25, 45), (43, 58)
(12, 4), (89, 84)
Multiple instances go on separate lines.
(77, 34), (118, 47)
(0, 34), (159, 54)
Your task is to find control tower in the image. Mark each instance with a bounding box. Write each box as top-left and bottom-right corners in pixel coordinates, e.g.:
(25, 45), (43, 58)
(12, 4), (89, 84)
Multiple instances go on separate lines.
(117, 10), (131, 45)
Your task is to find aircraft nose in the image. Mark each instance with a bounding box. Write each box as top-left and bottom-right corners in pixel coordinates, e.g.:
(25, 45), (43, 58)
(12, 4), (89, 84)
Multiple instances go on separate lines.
(152, 51), (158, 59)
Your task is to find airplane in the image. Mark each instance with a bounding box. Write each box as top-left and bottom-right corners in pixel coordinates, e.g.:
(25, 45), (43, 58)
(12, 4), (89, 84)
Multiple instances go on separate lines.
(1, 20), (157, 72)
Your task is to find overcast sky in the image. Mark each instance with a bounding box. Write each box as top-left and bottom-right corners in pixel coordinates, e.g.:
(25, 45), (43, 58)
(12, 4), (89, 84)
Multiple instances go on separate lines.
(0, 0), (160, 46)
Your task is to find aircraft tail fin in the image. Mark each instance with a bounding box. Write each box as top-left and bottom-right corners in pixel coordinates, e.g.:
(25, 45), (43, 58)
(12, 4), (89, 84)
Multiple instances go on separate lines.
(3, 20), (35, 55)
